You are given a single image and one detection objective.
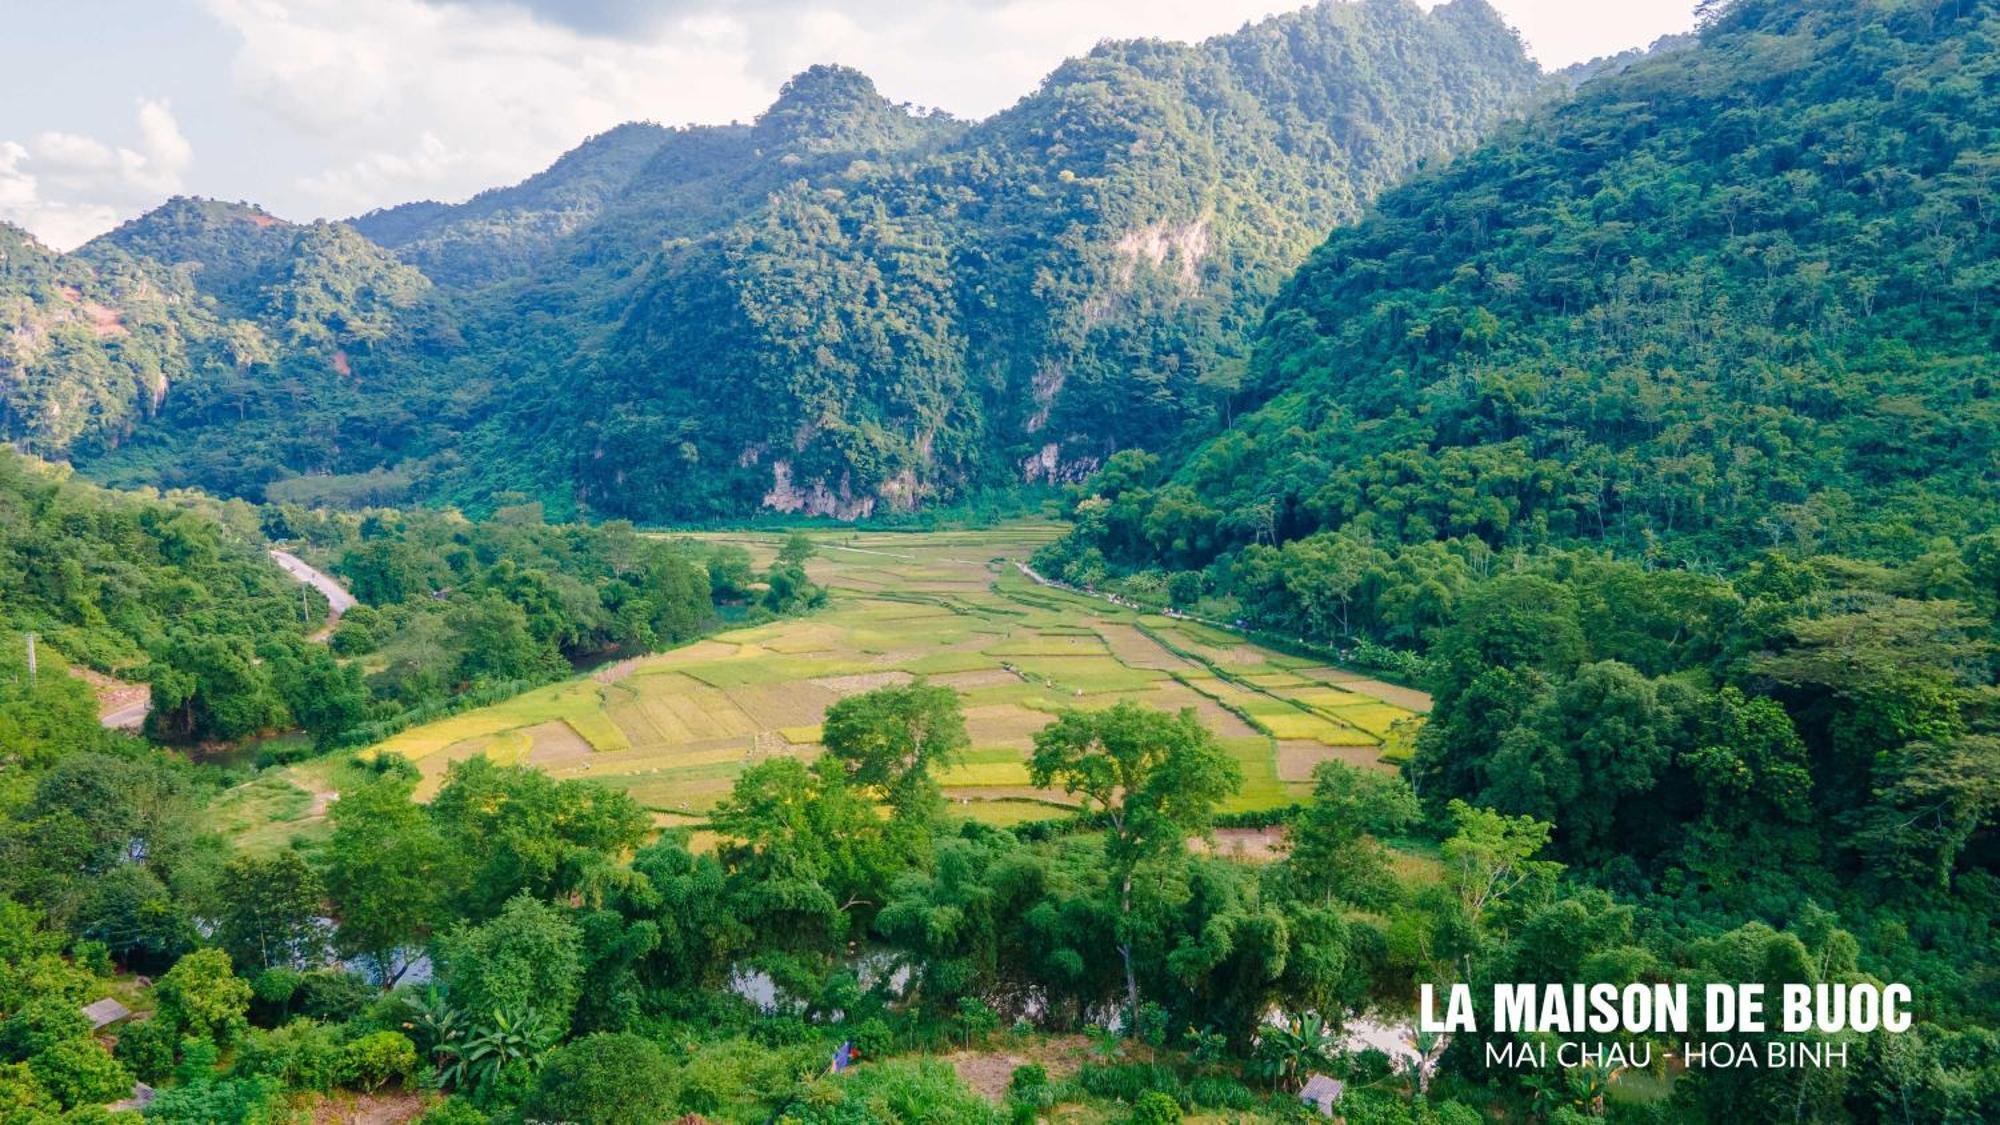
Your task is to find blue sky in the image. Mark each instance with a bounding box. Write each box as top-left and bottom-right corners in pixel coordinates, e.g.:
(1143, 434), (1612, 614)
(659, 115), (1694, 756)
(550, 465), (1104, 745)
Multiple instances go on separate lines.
(0, 0), (1700, 250)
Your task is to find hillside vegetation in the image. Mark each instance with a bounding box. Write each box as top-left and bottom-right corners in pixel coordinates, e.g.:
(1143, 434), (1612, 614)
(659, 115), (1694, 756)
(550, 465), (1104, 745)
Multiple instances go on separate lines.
(2, 0), (1546, 521)
(1034, 1), (2000, 1117)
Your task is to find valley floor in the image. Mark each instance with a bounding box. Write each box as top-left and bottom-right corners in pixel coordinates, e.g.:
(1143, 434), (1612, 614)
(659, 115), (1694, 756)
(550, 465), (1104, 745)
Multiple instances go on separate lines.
(220, 523), (1427, 851)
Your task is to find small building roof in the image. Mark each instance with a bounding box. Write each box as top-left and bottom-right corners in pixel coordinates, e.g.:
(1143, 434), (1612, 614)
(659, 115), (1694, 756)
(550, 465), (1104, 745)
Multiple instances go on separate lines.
(1300, 1073), (1345, 1114)
(81, 998), (130, 1029)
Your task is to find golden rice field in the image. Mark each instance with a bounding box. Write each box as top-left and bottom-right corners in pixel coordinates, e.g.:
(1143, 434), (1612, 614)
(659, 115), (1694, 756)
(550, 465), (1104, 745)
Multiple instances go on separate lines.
(223, 524), (1428, 847)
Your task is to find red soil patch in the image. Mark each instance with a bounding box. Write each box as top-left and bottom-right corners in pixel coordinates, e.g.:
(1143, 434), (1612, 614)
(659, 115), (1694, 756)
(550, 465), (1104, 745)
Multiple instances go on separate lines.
(83, 302), (126, 338)
(299, 1089), (433, 1123)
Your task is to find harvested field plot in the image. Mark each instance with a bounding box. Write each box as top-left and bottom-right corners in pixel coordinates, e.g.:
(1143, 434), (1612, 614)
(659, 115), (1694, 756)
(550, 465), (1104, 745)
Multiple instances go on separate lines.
(340, 523), (1425, 836)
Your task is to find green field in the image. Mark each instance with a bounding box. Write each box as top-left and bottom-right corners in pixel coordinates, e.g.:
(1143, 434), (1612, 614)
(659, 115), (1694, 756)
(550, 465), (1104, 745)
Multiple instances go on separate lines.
(228, 524), (1427, 847)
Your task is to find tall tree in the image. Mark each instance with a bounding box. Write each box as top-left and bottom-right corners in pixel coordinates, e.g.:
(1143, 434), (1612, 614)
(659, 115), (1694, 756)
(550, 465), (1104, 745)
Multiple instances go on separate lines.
(1029, 702), (1241, 1027)
(322, 775), (455, 985)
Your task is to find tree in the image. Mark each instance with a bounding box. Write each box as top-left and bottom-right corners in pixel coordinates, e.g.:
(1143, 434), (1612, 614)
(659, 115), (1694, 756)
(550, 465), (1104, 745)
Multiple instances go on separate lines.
(214, 849), (329, 974)
(776, 531), (817, 569)
(434, 895), (585, 1032)
(426, 758), (648, 919)
(154, 948), (253, 1047)
(820, 681), (968, 829)
(708, 758), (893, 946)
(525, 1033), (676, 1125)
(1283, 762), (1419, 909)
(1439, 801), (1561, 939)
(322, 776), (454, 985)
(1030, 703), (1241, 1028)
(448, 593), (551, 684)
(1851, 735), (2000, 889)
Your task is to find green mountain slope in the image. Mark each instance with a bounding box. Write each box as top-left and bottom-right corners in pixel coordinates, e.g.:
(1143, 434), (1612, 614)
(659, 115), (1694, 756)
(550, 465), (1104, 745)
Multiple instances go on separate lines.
(4, 0), (1545, 519)
(1057, 0), (2000, 575)
(1, 198), (458, 499)
(451, 0), (1545, 520)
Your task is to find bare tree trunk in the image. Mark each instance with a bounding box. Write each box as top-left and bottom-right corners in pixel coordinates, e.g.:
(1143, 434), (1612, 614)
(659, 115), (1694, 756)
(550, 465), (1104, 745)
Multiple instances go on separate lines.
(1120, 873), (1139, 1032)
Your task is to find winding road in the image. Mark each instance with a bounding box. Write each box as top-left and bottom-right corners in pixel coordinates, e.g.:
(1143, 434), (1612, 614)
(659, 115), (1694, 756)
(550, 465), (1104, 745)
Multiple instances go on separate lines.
(91, 550), (357, 730)
(270, 549), (358, 618)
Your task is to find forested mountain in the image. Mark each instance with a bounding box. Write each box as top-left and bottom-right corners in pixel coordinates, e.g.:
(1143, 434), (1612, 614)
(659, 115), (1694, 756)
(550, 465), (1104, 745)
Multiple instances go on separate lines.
(0, 198), (459, 499)
(1033, 6), (2000, 1116)
(1063, 0), (2000, 571)
(458, 0), (1545, 520)
(1, 0), (1546, 520)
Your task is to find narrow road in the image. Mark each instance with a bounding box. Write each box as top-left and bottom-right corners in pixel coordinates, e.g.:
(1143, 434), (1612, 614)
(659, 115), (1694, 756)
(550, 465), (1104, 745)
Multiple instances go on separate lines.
(99, 693), (150, 731)
(270, 549), (358, 629)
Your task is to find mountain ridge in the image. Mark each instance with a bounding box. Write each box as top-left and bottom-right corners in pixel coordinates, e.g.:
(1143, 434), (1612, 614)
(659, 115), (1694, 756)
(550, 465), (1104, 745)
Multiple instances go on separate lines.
(3, 0), (1549, 520)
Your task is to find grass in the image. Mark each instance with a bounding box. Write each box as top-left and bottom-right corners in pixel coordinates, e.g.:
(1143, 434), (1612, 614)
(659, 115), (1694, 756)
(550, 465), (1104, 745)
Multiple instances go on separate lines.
(229, 523), (1430, 851)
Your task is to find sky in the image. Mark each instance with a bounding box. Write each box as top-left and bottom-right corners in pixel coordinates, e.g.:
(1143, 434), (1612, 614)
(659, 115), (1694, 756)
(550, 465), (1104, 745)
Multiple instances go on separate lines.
(0, 0), (1700, 251)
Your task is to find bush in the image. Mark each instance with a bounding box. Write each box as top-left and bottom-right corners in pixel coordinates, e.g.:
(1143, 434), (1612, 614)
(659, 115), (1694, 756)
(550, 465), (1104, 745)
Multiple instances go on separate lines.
(1078, 1062), (1183, 1104)
(524, 1033), (674, 1125)
(1008, 1062), (1055, 1111)
(141, 1074), (284, 1123)
(232, 1019), (342, 1092)
(113, 1018), (177, 1085)
(293, 969), (375, 1024)
(1130, 1090), (1183, 1125)
(1187, 1074), (1256, 1110)
(415, 1097), (490, 1124)
(154, 949), (252, 1046)
(1009, 1063), (1049, 1094)
(27, 1038), (131, 1109)
(340, 1030), (418, 1093)
(70, 940), (113, 977)
(850, 1016), (892, 1060)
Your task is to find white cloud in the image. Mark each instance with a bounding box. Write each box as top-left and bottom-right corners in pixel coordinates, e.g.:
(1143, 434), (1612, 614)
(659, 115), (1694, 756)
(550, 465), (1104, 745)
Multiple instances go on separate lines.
(199, 0), (775, 215)
(0, 99), (193, 251)
(3, 0), (1700, 243)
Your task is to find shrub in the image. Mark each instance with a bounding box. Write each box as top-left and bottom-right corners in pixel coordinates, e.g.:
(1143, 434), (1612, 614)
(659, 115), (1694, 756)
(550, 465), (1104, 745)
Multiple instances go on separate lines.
(27, 1038), (131, 1109)
(154, 949), (252, 1046)
(1078, 1062), (1183, 1104)
(1130, 1090), (1183, 1125)
(340, 1030), (418, 1092)
(114, 1018), (177, 1085)
(850, 1016), (893, 1061)
(293, 969), (375, 1024)
(415, 1097), (490, 1124)
(1009, 1063), (1049, 1095)
(141, 1074), (284, 1123)
(525, 1033), (674, 1125)
(1187, 1074), (1256, 1110)
(232, 1019), (342, 1092)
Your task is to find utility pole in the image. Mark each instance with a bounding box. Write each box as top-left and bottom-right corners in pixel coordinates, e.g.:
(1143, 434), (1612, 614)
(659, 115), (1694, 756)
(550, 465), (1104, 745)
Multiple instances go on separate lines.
(24, 632), (36, 683)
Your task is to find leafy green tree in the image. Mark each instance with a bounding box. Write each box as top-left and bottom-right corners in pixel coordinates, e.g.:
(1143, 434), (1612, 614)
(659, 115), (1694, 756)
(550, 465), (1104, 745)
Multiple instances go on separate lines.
(709, 758), (895, 947)
(1030, 703), (1242, 1027)
(1282, 762), (1419, 909)
(213, 848), (329, 974)
(154, 948), (252, 1047)
(1439, 801), (1561, 945)
(820, 681), (968, 830)
(426, 758), (648, 919)
(776, 532), (817, 569)
(434, 895), (585, 1032)
(322, 776), (454, 985)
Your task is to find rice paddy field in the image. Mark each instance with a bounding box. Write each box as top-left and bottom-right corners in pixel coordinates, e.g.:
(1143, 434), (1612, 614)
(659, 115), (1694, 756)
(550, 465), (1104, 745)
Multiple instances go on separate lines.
(221, 523), (1428, 848)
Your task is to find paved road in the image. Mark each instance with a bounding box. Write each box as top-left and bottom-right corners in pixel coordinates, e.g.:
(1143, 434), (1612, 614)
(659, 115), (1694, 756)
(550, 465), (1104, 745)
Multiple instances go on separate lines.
(270, 549), (358, 617)
(99, 695), (150, 731)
